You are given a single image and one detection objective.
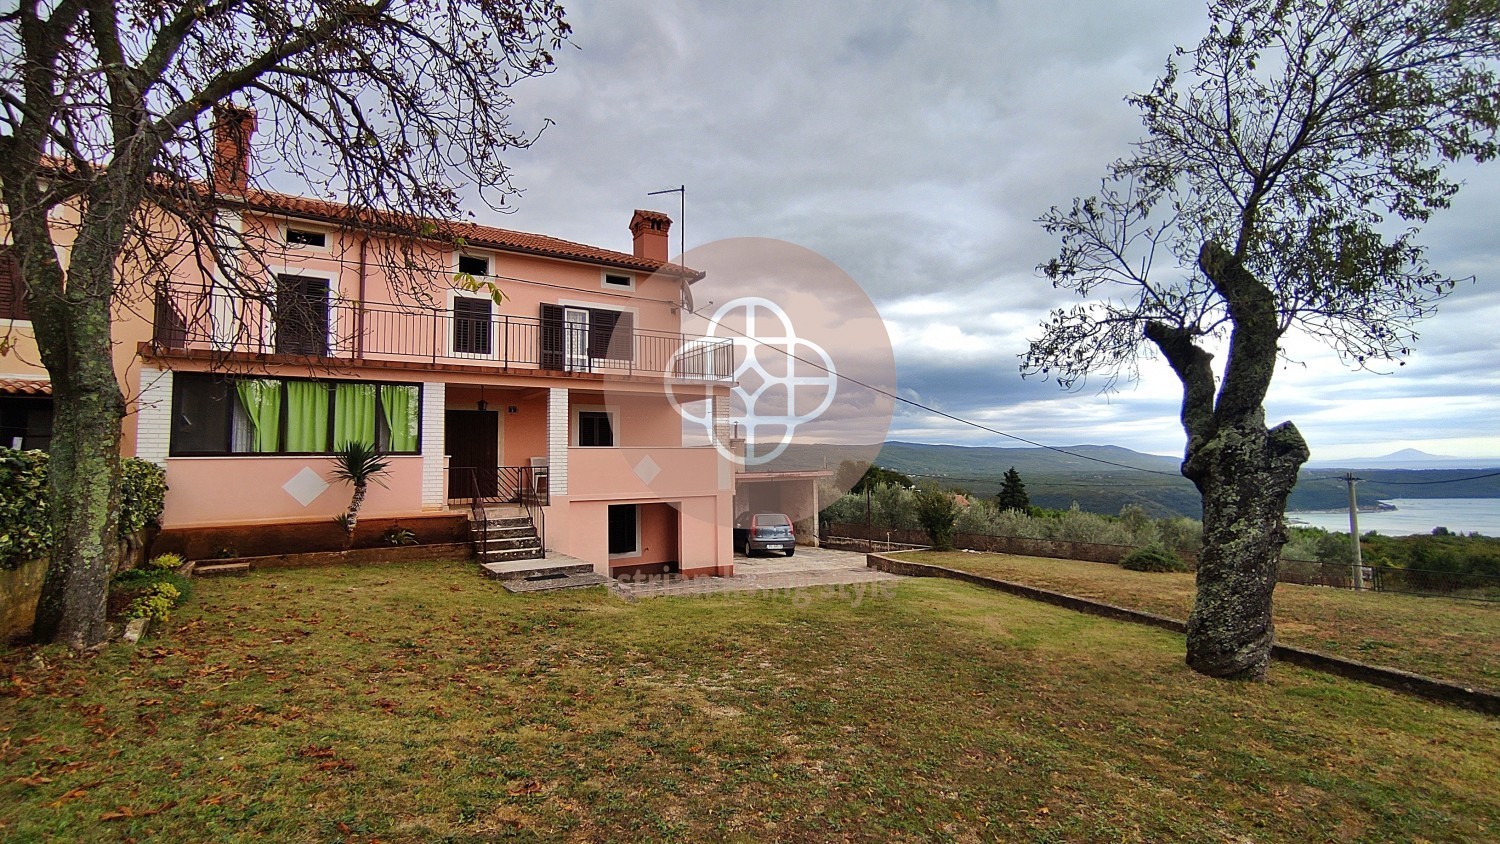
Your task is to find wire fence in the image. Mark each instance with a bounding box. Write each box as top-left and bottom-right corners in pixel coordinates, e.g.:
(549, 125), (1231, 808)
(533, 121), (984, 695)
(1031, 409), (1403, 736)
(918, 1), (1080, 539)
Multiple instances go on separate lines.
(823, 522), (1500, 602)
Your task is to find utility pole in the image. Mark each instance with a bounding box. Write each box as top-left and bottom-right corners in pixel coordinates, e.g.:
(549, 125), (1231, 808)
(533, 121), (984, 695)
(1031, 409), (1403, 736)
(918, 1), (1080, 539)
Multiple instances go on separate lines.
(1344, 473), (1365, 590)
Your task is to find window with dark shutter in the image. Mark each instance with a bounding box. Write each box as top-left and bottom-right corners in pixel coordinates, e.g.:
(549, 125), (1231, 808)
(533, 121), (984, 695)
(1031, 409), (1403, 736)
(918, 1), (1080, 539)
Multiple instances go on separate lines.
(539, 303), (564, 370)
(0, 247), (29, 321)
(588, 308), (634, 361)
(452, 296), (493, 355)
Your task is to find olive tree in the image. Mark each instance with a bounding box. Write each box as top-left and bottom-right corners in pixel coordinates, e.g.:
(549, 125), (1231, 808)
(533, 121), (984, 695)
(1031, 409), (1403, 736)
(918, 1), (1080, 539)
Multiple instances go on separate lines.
(0, 0), (569, 647)
(1026, 0), (1500, 678)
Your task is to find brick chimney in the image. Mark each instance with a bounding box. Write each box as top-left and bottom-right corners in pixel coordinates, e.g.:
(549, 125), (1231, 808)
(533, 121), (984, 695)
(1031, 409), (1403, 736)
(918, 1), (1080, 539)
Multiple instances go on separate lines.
(211, 105), (256, 194)
(629, 209), (673, 262)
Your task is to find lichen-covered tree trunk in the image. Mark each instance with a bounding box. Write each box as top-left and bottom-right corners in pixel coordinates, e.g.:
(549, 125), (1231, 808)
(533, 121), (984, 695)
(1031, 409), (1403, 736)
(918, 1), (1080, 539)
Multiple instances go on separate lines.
(16, 174), (133, 648)
(1148, 243), (1311, 680)
(1183, 420), (1308, 678)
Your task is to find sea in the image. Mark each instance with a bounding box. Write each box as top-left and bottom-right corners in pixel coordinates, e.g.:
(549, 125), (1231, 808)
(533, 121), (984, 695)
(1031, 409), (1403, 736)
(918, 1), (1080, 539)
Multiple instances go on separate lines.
(1287, 498), (1500, 537)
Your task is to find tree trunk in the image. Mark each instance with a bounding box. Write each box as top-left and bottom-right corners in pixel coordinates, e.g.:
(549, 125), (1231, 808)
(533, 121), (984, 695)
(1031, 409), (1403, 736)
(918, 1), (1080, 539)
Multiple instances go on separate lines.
(21, 177), (135, 648)
(346, 482), (367, 532)
(1183, 420), (1309, 678)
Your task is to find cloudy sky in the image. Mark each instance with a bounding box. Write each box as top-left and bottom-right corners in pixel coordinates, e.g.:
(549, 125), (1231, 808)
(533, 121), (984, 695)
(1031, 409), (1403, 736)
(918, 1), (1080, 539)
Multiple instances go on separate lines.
(480, 0), (1499, 461)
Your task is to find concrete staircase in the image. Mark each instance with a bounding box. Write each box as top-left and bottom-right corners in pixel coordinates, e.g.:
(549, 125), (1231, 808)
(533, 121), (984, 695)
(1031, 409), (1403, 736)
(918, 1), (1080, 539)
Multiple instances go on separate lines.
(471, 509), (545, 564)
(470, 508), (609, 592)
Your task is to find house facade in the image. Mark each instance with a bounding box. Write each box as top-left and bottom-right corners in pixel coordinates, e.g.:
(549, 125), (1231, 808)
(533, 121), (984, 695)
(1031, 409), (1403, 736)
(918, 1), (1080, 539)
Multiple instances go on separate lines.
(1, 117), (738, 578)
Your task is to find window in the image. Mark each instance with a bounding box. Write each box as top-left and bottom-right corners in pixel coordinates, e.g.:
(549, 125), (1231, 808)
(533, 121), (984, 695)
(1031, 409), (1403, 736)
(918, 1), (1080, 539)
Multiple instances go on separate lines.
(285, 227), (327, 248)
(539, 304), (634, 371)
(452, 296), (493, 356)
(458, 254), (489, 276)
(608, 504), (639, 556)
(602, 272), (633, 290)
(0, 247), (29, 321)
(170, 373), (420, 456)
(577, 410), (614, 447)
(274, 274), (330, 356)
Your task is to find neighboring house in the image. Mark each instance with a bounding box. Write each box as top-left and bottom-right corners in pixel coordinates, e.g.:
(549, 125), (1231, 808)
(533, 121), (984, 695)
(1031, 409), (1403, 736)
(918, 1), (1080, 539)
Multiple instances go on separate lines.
(0, 113), (738, 578)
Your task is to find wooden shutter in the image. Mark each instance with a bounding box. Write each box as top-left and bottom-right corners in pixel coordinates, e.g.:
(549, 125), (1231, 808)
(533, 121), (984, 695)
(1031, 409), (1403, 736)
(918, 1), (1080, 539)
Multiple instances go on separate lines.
(539, 303), (564, 370)
(452, 297), (492, 355)
(0, 247), (28, 320)
(589, 308), (634, 361)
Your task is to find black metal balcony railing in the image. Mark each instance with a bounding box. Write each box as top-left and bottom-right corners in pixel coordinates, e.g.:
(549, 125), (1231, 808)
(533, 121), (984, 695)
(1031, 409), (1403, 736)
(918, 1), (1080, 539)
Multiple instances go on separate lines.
(152, 283), (733, 380)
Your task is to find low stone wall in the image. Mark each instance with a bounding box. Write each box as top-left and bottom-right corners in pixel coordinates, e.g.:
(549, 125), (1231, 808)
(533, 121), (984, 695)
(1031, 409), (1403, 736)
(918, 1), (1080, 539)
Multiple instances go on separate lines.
(151, 513), (469, 561)
(206, 542), (472, 572)
(828, 522), (1148, 564)
(868, 552), (1500, 716)
(1, 557), (48, 641)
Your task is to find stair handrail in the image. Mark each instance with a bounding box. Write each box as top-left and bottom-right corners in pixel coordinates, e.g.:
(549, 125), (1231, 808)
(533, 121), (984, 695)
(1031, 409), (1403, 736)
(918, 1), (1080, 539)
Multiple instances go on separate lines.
(468, 468), (489, 555)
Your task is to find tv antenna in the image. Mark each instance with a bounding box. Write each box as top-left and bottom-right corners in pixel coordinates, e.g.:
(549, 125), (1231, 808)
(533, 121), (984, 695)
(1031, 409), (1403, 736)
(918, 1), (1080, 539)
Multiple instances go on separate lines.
(647, 184), (686, 262)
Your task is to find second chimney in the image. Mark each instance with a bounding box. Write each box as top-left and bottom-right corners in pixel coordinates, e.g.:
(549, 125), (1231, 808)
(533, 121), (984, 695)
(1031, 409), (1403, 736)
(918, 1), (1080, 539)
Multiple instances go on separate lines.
(211, 105), (256, 194)
(629, 209), (673, 263)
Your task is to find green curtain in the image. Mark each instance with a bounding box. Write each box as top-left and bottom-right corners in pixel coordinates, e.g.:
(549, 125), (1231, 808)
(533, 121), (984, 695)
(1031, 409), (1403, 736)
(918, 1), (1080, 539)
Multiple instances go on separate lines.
(334, 382), (377, 448)
(379, 385), (419, 452)
(285, 381), (330, 452)
(234, 379), (282, 453)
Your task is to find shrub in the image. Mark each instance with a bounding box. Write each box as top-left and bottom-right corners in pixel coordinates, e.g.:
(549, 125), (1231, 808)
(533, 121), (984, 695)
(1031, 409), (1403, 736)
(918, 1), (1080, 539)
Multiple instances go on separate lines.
(1120, 545), (1190, 572)
(126, 581), (182, 623)
(382, 526), (418, 546)
(0, 449), (50, 570)
(913, 485), (963, 551)
(119, 459), (167, 535)
(0, 449), (168, 569)
(145, 552), (185, 572)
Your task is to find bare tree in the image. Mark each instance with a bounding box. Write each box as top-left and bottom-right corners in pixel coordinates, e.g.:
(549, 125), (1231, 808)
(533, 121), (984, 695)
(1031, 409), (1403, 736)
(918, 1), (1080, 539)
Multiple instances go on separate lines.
(1026, 0), (1500, 678)
(0, 0), (570, 647)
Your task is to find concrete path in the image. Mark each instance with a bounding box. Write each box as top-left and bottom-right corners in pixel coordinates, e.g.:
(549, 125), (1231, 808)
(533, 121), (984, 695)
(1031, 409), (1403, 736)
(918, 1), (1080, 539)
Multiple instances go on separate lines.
(610, 546), (901, 599)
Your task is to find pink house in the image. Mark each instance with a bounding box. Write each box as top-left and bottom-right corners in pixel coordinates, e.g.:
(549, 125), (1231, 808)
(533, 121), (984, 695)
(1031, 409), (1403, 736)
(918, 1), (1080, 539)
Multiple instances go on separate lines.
(2, 116), (739, 579)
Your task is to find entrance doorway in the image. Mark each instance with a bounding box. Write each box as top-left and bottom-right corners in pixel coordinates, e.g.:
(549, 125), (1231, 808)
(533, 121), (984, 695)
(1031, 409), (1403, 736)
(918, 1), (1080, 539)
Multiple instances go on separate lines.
(446, 409), (499, 498)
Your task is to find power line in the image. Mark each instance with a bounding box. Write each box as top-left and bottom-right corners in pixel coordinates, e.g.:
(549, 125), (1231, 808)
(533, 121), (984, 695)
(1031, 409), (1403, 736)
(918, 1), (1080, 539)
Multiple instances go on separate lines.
(685, 303), (1183, 478)
(1304, 470), (1500, 486)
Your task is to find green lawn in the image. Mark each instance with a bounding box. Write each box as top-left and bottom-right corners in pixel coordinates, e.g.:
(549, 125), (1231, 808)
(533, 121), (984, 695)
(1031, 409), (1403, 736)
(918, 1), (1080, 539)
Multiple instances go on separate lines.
(1, 561), (1497, 842)
(900, 550), (1500, 692)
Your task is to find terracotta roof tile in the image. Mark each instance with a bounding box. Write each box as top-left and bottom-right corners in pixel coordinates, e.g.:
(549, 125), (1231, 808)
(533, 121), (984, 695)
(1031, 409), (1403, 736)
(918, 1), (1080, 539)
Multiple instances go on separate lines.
(0, 378), (51, 396)
(230, 189), (703, 280)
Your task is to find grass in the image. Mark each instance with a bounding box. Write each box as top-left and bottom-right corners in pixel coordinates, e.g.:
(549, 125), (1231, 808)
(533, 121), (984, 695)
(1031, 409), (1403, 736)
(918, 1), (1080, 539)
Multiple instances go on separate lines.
(0, 560), (1496, 842)
(902, 550), (1500, 692)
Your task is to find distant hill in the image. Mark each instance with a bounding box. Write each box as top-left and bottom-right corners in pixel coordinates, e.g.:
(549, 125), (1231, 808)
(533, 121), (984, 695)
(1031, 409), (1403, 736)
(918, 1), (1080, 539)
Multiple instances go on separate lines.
(847, 440), (1500, 519)
(1307, 448), (1499, 470)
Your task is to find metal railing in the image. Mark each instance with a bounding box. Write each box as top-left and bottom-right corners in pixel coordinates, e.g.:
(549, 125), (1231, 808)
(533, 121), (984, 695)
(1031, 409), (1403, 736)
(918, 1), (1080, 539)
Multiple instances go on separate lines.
(152, 283), (733, 380)
(464, 465), (548, 553)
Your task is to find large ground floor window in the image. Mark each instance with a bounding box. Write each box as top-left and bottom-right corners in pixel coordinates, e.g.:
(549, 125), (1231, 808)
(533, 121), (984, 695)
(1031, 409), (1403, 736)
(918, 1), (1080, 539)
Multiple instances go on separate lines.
(170, 373), (420, 456)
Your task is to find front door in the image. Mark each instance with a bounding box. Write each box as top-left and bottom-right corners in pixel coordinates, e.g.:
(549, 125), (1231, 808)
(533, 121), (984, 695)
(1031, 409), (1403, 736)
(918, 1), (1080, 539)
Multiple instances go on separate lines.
(446, 409), (499, 499)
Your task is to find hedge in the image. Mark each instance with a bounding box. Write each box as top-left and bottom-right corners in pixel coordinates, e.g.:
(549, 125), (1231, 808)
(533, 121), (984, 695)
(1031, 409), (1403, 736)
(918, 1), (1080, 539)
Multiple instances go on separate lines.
(0, 448), (167, 570)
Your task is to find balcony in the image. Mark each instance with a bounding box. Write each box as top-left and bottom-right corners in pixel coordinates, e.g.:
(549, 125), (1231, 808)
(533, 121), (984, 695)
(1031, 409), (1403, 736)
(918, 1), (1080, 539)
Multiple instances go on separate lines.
(151, 283), (733, 381)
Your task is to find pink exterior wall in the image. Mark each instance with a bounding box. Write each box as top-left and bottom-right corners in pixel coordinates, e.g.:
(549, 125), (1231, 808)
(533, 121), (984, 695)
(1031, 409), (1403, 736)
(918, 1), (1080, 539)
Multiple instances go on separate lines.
(563, 495), (730, 577)
(161, 455), (423, 527)
(568, 447), (726, 500)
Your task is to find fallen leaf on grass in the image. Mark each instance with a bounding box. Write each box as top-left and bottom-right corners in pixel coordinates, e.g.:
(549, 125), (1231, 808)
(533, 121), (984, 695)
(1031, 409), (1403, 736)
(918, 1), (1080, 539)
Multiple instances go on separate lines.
(507, 780), (543, 796)
(100, 800), (176, 821)
(46, 788), (88, 808)
(13, 775), (53, 787)
(298, 745), (336, 759)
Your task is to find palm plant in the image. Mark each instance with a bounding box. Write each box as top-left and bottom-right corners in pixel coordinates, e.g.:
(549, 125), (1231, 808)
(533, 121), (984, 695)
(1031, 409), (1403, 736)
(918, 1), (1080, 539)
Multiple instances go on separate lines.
(329, 442), (391, 538)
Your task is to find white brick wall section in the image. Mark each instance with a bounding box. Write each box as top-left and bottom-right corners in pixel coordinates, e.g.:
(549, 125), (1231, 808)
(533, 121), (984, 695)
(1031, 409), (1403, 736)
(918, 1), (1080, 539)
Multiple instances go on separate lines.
(420, 382), (447, 508)
(547, 387), (568, 496)
(135, 366), (173, 467)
